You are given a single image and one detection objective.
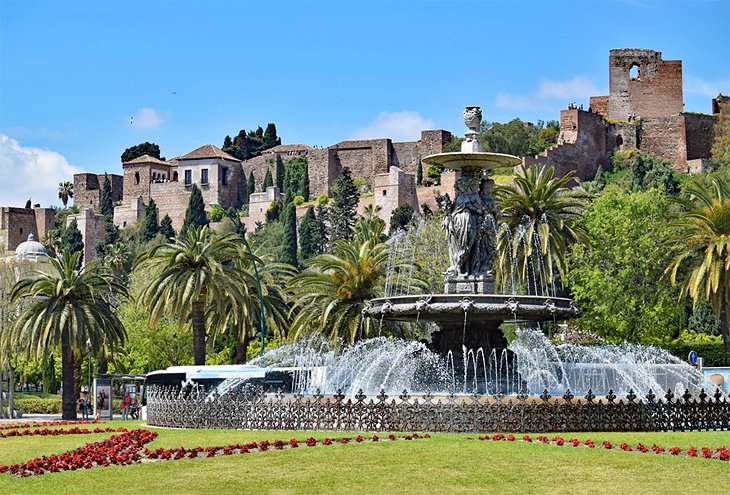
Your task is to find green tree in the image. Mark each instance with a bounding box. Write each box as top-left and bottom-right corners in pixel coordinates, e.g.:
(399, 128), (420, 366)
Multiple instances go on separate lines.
(389, 204), (415, 234)
(328, 167), (359, 243)
(180, 184), (207, 237)
(288, 237), (416, 344)
(57, 181), (73, 208)
(666, 176), (730, 349)
(495, 164), (590, 291)
(250, 221), (287, 263)
(60, 219), (84, 265)
(298, 207), (318, 261)
(140, 199), (159, 242)
(314, 204), (329, 253)
(262, 169), (273, 191)
(121, 142), (161, 163)
(301, 161), (310, 201)
(247, 171), (256, 200)
(99, 175), (114, 218)
(134, 227), (252, 365)
(275, 155), (285, 191)
(567, 189), (683, 342)
(281, 199), (298, 267)
(416, 161), (423, 186)
(5, 249), (128, 419)
(263, 123), (281, 150)
(265, 200), (282, 223)
(159, 214), (175, 240)
(631, 151), (679, 194)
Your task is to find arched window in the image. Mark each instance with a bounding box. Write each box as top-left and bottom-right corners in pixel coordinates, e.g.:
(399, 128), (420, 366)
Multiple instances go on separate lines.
(616, 135), (624, 148)
(173, 171), (179, 182)
(135, 172), (140, 185)
(629, 64), (640, 80)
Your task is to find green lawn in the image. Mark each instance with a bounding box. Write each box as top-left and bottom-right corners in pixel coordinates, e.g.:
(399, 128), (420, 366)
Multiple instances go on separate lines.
(0, 421), (726, 494)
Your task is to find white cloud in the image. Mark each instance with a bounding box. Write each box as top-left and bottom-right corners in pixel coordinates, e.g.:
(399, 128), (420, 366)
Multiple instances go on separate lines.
(685, 75), (729, 98)
(131, 107), (169, 129)
(496, 76), (604, 110)
(349, 111), (434, 142)
(0, 134), (81, 208)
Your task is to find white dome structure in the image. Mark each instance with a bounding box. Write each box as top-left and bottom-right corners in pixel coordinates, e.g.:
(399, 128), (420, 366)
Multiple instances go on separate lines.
(14, 233), (48, 262)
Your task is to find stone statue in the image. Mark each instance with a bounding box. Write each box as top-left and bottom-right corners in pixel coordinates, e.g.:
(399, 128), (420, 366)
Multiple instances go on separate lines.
(475, 177), (500, 275)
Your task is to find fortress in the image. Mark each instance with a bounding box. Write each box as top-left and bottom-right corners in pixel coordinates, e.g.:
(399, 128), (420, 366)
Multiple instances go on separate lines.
(525, 48), (721, 178)
(1, 49), (725, 260)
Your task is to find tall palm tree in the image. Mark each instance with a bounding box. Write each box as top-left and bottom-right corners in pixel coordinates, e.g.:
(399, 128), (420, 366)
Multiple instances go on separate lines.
(288, 233), (421, 345)
(58, 181), (74, 208)
(134, 226), (252, 365)
(5, 250), (127, 419)
(494, 164), (591, 294)
(666, 176), (730, 350)
(208, 250), (293, 363)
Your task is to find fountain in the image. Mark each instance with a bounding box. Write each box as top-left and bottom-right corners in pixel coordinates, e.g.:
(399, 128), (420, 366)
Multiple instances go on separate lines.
(145, 107), (725, 433)
(362, 106), (580, 371)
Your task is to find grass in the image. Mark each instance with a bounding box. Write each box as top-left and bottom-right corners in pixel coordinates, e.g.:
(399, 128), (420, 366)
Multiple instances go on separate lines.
(0, 421), (726, 494)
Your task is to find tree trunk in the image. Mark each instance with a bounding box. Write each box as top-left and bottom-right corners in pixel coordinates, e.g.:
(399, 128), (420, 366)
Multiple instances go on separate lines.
(0, 366), (4, 418)
(235, 332), (249, 364)
(721, 292), (729, 353)
(61, 329), (77, 420)
(7, 362), (15, 419)
(73, 353), (82, 404)
(191, 298), (207, 366)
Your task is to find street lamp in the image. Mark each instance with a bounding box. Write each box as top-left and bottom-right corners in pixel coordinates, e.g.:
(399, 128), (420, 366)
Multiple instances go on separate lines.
(239, 236), (266, 356)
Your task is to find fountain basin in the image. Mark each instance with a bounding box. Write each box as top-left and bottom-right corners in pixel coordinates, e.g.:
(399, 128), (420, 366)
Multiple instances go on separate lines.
(422, 151), (521, 171)
(363, 294), (581, 323)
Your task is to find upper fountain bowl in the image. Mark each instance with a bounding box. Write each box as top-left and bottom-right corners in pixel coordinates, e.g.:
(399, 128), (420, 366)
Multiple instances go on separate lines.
(422, 151), (521, 171)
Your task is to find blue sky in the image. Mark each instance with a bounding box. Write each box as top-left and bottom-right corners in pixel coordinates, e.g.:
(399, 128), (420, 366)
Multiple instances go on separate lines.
(1, 0), (728, 207)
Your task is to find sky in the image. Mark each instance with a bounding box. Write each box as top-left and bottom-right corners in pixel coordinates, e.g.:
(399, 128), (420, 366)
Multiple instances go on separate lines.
(1, 0), (729, 207)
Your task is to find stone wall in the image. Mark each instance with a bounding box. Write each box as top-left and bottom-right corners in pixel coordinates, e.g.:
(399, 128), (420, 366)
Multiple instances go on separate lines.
(524, 109), (607, 180)
(683, 113), (716, 161)
(0, 207), (55, 252)
(148, 183), (191, 232)
(242, 187), (283, 233)
(607, 121), (639, 154)
(608, 49), (683, 121)
(639, 116), (687, 172)
(67, 208), (105, 265)
(589, 96), (609, 119)
(73, 173), (123, 212)
(113, 196), (145, 229)
(373, 167), (419, 225)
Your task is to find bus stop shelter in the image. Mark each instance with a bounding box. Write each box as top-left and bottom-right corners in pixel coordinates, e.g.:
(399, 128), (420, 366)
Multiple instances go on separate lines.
(93, 373), (147, 419)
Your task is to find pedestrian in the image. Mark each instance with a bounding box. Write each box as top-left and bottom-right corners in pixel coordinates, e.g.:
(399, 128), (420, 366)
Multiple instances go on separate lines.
(78, 393), (90, 420)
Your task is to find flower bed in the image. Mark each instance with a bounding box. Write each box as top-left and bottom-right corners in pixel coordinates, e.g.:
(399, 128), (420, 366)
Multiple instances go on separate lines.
(0, 431), (430, 477)
(0, 420), (100, 432)
(0, 426), (125, 438)
(470, 435), (729, 462)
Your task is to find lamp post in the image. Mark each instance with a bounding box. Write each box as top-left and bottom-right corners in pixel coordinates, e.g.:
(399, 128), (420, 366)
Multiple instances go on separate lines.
(240, 236), (266, 356)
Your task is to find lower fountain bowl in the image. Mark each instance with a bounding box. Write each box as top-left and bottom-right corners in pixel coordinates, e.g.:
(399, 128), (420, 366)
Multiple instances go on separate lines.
(363, 294), (581, 323)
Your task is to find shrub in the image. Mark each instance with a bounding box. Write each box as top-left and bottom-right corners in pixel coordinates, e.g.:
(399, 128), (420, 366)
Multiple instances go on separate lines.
(293, 195), (305, 206)
(317, 194), (329, 205)
(14, 398), (62, 414)
(663, 331), (729, 366)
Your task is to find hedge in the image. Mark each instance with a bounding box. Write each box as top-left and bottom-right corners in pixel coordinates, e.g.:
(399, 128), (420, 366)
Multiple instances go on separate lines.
(12, 397), (63, 414)
(663, 341), (730, 367)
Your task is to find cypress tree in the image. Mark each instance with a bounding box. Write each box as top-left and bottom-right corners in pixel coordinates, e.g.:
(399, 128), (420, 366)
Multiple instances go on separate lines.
(298, 207), (317, 260)
(329, 167), (359, 242)
(181, 184), (207, 237)
(275, 155), (285, 191)
(416, 160), (423, 186)
(100, 175), (114, 219)
(263, 123), (281, 149)
(159, 214), (176, 240)
(60, 219), (84, 265)
(282, 198), (298, 267)
(262, 169), (273, 191)
(314, 204), (328, 254)
(140, 198), (160, 242)
(301, 162), (310, 201)
(247, 171), (256, 199)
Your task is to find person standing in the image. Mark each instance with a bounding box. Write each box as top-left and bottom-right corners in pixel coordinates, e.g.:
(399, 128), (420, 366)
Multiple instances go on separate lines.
(78, 393), (90, 420)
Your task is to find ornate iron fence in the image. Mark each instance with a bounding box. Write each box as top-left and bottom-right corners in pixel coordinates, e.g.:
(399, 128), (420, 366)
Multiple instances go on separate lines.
(146, 386), (729, 433)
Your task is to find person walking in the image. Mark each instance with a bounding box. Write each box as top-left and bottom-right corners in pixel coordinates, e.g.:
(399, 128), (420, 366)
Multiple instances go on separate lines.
(78, 393), (90, 420)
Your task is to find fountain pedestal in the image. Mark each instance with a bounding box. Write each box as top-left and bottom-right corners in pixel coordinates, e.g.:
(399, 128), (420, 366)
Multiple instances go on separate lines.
(445, 274), (495, 294)
(430, 319), (507, 356)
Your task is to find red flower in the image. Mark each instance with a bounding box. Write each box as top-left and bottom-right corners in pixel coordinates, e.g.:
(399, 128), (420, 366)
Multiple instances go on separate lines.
(717, 448), (729, 461)
(371, 435), (379, 442)
(306, 437), (317, 447)
(536, 435), (549, 444)
(522, 435), (532, 442)
(506, 435), (516, 442)
(355, 435), (364, 443)
(388, 434), (396, 441)
(651, 444), (664, 453)
(568, 438), (580, 447)
(635, 443), (648, 453)
(601, 441), (613, 449)
(619, 442), (632, 452)
(552, 437), (564, 446)
(341, 438), (349, 444)
(669, 447), (682, 455)
(289, 439), (299, 448)
(687, 446), (698, 457)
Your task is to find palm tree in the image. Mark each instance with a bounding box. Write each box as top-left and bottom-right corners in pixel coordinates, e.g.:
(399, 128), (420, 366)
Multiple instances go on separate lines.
(666, 176), (730, 350)
(4, 250), (127, 419)
(494, 164), (591, 294)
(288, 231), (421, 345)
(209, 253), (293, 363)
(104, 242), (131, 280)
(134, 226), (252, 365)
(58, 181), (74, 208)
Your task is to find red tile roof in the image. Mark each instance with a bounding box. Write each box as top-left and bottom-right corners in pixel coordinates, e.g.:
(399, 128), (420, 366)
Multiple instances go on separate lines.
(122, 154), (171, 166)
(177, 144), (241, 162)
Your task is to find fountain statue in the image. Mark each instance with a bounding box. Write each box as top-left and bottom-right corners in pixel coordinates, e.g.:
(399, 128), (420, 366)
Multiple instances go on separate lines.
(363, 106), (581, 368)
